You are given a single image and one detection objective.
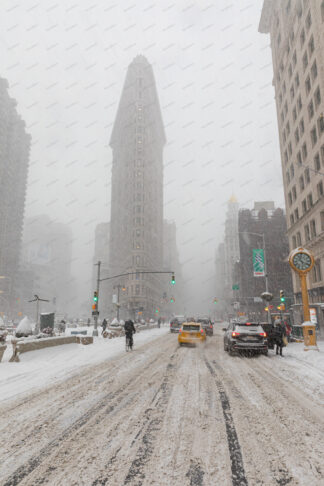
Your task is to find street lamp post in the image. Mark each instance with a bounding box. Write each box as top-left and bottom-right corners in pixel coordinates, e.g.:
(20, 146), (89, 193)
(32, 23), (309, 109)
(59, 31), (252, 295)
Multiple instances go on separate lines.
(238, 232), (271, 324)
(28, 295), (50, 334)
(93, 261), (101, 337)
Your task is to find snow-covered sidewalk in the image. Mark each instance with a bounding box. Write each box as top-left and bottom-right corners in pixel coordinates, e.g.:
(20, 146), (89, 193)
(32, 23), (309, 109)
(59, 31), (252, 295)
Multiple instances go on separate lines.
(0, 326), (168, 403)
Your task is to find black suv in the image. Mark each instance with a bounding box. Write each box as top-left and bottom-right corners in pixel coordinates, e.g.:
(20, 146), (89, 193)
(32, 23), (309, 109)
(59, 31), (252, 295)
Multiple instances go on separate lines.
(170, 316), (186, 333)
(223, 321), (268, 355)
(197, 318), (213, 336)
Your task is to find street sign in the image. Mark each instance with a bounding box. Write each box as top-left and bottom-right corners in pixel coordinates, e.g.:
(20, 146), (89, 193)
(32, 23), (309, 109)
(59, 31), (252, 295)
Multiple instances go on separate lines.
(309, 308), (317, 325)
(253, 249), (265, 277)
(112, 294), (117, 304)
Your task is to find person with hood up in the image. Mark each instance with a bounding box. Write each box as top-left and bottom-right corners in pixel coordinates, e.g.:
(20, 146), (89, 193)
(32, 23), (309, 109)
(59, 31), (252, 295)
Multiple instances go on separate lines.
(273, 317), (287, 356)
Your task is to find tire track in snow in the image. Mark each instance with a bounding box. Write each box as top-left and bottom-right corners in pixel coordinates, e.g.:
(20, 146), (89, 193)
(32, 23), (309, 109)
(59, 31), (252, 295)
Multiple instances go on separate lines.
(204, 357), (248, 486)
(2, 348), (169, 486)
(122, 357), (177, 485)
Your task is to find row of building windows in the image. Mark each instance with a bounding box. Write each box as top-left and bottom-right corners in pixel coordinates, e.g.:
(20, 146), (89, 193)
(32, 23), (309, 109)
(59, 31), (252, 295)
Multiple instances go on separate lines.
(291, 211), (324, 248)
(290, 185), (324, 228)
(286, 143), (324, 186)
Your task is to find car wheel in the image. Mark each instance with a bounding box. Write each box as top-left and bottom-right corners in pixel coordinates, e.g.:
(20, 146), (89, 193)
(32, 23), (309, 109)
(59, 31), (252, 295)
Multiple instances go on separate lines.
(224, 341), (228, 351)
(262, 349), (268, 356)
(228, 347), (235, 356)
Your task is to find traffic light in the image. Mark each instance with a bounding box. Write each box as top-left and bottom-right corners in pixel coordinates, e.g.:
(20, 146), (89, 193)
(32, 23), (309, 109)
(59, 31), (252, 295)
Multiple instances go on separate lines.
(214, 298), (218, 304)
(171, 274), (175, 285)
(93, 291), (98, 302)
(155, 308), (160, 313)
(264, 307), (268, 311)
(92, 303), (97, 310)
(280, 290), (285, 302)
(170, 297), (175, 303)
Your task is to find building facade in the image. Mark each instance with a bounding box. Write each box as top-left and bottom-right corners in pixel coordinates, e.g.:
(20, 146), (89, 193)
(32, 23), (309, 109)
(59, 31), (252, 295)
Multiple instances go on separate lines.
(236, 202), (293, 319)
(259, 1), (324, 307)
(0, 77), (30, 318)
(21, 215), (74, 317)
(224, 196), (240, 303)
(163, 220), (183, 316)
(108, 56), (166, 320)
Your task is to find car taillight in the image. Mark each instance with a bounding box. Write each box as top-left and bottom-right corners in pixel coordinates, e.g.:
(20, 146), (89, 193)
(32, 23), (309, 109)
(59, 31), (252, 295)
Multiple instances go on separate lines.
(210, 325), (212, 328)
(259, 332), (266, 337)
(246, 322), (251, 325)
(200, 329), (204, 334)
(232, 331), (240, 337)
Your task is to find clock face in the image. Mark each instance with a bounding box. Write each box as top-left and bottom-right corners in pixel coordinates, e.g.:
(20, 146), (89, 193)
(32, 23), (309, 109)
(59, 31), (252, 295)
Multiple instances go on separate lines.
(293, 252), (312, 271)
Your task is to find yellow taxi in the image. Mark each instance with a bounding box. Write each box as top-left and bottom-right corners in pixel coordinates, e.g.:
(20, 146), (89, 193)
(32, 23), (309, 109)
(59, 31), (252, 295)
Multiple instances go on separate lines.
(178, 321), (206, 346)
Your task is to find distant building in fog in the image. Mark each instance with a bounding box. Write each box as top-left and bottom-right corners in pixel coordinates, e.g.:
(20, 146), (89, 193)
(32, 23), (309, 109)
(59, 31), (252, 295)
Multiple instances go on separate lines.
(215, 242), (226, 314)
(163, 220), (183, 315)
(224, 196), (240, 304)
(107, 55), (166, 320)
(0, 77), (30, 317)
(236, 202), (293, 318)
(21, 216), (74, 316)
(92, 222), (110, 287)
(259, 0), (324, 306)
(214, 196), (239, 315)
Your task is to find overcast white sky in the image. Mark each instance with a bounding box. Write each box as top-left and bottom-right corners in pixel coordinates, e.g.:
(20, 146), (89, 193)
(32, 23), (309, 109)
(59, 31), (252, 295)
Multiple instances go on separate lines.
(0, 0), (282, 314)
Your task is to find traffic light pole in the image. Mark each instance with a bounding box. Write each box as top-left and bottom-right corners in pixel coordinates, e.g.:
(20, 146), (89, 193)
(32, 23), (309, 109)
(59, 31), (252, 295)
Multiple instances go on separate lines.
(99, 269), (174, 322)
(93, 261), (101, 337)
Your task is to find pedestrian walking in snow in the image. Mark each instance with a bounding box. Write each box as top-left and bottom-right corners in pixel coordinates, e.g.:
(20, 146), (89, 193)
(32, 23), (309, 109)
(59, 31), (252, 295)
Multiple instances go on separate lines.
(101, 318), (108, 335)
(273, 318), (287, 356)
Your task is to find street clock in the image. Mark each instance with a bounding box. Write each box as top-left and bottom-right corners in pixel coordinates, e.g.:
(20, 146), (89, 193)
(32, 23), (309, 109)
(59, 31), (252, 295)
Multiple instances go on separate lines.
(289, 247), (314, 274)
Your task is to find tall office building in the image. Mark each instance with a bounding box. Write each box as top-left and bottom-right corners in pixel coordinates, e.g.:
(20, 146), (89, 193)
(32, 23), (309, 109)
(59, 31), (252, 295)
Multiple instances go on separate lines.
(259, 1), (324, 305)
(163, 220), (183, 314)
(108, 56), (166, 319)
(236, 202), (293, 318)
(0, 77), (30, 315)
(224, 196), (240, 303)
(22, 215), (74, 316)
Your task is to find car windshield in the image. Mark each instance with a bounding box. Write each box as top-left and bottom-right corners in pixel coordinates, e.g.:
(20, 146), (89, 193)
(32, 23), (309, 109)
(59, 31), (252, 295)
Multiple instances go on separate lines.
(183, 324), (200, 331)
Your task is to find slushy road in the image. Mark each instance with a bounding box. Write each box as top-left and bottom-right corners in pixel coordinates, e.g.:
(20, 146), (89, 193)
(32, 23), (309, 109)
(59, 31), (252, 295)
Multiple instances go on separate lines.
(1, 329), (323, 485)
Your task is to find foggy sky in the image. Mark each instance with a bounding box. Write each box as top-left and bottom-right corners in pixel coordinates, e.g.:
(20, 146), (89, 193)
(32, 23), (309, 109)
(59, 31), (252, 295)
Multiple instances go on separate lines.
(0, 0), (282, 315)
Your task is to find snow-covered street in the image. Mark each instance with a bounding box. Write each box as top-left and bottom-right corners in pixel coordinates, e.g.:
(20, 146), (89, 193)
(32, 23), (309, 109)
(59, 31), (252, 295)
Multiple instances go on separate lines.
(0, 325), (323, 485)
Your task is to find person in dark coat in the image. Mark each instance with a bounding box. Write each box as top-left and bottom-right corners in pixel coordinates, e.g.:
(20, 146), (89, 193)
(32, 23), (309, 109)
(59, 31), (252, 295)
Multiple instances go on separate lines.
(124, 320), (136, 347)
(101, 318), (107, 335)
(273, 318), (287, 356)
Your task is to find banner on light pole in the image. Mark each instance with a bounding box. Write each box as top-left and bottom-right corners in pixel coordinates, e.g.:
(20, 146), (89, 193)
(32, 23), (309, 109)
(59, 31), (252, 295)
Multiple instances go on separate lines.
(253, 249), (265, 277)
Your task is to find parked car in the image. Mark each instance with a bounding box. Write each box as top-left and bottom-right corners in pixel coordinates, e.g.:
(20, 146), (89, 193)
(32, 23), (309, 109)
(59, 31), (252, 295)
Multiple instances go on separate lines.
(170, 315), (186, 333)
(178, 322), (206, 346)
(223, 321), (268, 355)
(197, 318), (213, 336)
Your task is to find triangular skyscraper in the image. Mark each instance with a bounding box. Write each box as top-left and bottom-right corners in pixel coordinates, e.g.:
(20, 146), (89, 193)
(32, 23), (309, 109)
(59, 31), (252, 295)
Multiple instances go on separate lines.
(105, 56), (166, 319)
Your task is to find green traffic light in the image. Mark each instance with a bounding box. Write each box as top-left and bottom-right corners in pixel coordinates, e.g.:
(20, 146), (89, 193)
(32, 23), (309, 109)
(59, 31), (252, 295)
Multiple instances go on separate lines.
(171, 274), (175, 285)
(280, 297), (285, 302)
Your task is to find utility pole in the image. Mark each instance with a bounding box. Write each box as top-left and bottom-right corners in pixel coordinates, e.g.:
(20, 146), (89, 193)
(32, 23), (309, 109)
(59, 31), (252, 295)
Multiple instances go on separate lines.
(261, 233), (271, 325)
(93, 261), (101, 337)
(28, 295), (50, 334)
